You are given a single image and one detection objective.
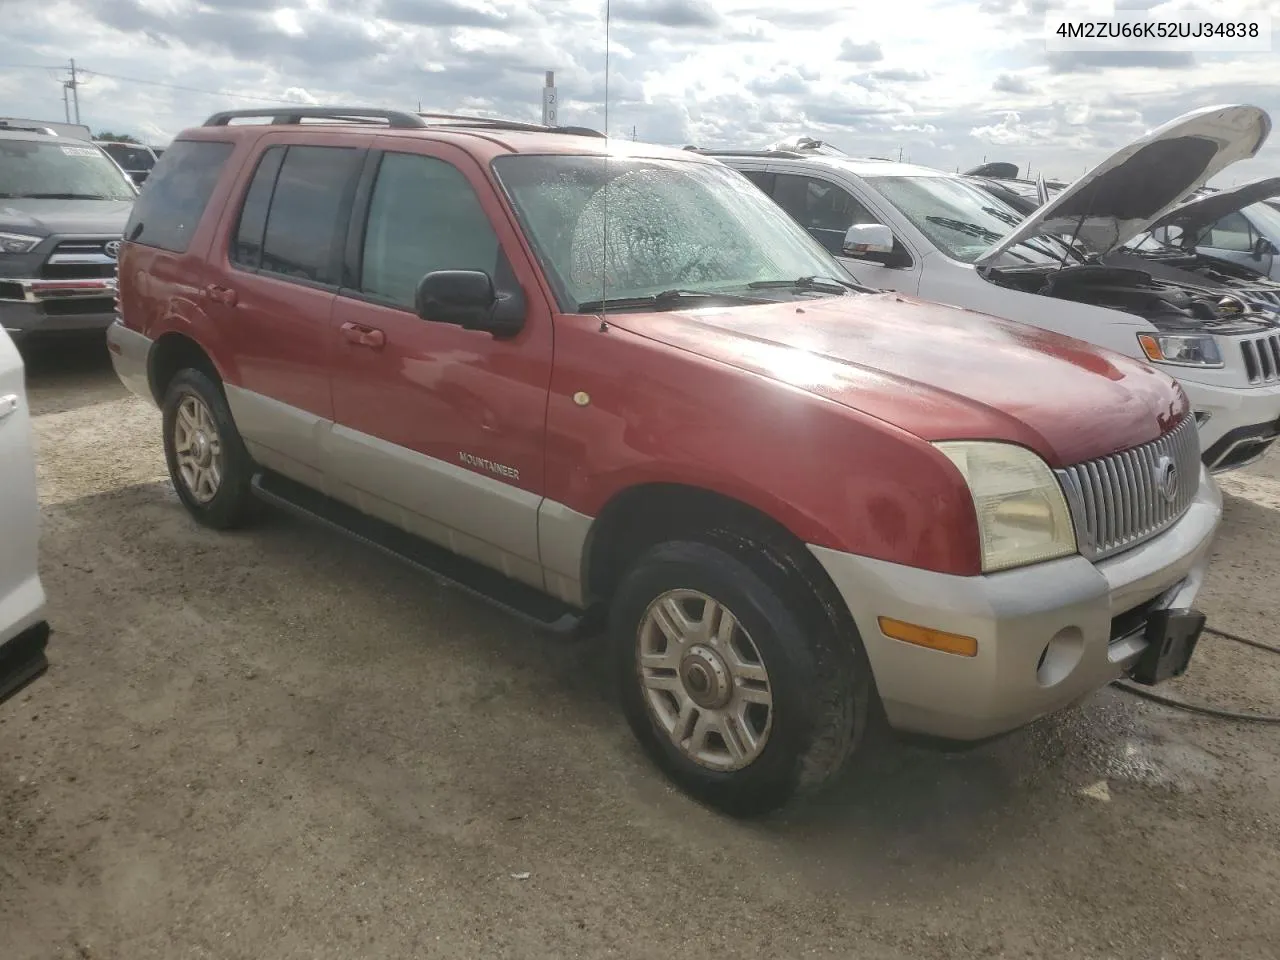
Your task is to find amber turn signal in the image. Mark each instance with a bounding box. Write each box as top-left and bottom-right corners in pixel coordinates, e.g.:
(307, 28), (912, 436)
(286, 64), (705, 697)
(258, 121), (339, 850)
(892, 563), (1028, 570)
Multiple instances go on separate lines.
(878, 617), (979, 657)
(1136, 334), (1164, 362)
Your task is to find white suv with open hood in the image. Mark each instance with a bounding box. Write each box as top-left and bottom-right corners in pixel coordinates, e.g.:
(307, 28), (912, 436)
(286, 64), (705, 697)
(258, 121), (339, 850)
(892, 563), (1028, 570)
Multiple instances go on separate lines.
(714, 105), (1280, 472)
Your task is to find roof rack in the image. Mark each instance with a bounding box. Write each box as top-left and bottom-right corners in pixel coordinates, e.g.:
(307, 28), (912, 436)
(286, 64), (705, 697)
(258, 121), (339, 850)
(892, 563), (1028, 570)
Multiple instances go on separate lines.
(689, 148), (808, 159)
(0, 120), (60, 136)
(204, 107), (428, 128)
(202, 106), (605, 138)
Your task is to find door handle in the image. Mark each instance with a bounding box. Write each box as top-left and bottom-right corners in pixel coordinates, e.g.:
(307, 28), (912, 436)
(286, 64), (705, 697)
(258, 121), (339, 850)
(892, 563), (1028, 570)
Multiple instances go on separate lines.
(0, 394), (17, 422)
(340, 321), (386, 349)
(204, 283), (237, 306)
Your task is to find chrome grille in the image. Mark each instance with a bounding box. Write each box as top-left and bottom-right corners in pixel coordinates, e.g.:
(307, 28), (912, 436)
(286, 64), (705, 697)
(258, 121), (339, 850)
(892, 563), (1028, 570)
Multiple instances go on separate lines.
(1055, 416), (1201, 561)
(1241, 334), (1280, 384)
(40, 239), (118, 280)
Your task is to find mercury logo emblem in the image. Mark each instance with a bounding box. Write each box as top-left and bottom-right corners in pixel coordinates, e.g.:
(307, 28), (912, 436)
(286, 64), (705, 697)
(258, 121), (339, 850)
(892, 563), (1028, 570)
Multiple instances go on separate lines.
(1154, 455), (1178, 504)
(103, 240), (121, 259)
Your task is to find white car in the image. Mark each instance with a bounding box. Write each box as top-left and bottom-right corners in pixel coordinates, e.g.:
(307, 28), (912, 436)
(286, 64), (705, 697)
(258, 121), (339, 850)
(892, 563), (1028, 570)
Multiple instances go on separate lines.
(0, 328), (48, 703)
(715, 104), (1280, 472)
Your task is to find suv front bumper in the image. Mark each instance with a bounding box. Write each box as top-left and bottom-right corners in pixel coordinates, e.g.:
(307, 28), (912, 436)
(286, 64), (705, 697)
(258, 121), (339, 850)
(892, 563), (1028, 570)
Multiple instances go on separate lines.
(810, 465), (1223, 741)
(0, 276), (118, 336)
(1181, 378), (1280, 472)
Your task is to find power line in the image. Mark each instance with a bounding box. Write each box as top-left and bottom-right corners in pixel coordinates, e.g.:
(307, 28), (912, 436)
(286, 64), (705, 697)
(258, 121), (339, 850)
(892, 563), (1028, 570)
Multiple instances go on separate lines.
(0, 61), (311, 106)
(77, 68), (312, 105)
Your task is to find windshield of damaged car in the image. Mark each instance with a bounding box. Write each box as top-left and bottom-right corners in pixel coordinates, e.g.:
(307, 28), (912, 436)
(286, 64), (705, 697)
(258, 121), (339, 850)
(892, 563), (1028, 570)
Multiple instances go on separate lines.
(866, 175), (1071, 266)
(0, 138), (137, 200)
(491, 154), (854, 310)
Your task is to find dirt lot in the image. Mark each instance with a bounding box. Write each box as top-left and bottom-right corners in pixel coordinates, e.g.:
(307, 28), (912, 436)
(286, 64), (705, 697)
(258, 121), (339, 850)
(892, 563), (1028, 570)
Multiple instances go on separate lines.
(3, 339), (1279, 959)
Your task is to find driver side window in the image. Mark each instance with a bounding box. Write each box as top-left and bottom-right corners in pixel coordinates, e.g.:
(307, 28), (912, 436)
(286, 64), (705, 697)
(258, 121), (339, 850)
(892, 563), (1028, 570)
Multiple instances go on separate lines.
(1205, 211), (1256, 252)
(772, 173), (876, 253)
(360, 152), (500, 309)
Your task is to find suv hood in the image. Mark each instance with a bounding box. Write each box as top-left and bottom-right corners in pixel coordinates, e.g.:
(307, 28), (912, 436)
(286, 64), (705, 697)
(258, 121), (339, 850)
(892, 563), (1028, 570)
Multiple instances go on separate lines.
(610, 293), (1186, 468)
(1148, 176), (1280, 236)
(0, 197), (133, 237)
(975, 104), (1271, 266)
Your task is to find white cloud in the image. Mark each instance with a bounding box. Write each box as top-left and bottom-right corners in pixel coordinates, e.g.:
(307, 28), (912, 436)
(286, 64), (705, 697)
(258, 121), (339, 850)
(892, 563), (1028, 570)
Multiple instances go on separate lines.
(0, 0), (1275, 184)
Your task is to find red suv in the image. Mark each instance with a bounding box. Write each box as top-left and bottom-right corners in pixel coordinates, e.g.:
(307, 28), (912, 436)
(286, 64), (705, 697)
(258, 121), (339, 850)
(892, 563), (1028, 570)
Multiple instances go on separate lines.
(108, 108), (1222, 814)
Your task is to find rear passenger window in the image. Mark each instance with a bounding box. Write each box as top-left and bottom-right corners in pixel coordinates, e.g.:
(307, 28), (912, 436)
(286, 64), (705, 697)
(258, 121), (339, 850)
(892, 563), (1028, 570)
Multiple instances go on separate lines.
(255, 146), (362, 285)
(230, 147), (285, 268)
(124, 140), (233, 253)
(359, 152), (500, 308)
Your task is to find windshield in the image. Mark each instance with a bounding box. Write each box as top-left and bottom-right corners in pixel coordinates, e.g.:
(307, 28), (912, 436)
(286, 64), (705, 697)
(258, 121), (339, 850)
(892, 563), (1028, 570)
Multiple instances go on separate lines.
(0, 138), (136, 200)
(491, 154), (852, 310)
(100, 142), (155, 171)
(866, 174), (1071, 266)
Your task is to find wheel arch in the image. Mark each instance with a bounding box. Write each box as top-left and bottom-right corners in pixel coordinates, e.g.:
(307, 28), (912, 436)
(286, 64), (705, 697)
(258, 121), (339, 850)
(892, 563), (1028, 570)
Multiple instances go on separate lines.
(147, 332), (224, 405)
(580, 482), (854, 637)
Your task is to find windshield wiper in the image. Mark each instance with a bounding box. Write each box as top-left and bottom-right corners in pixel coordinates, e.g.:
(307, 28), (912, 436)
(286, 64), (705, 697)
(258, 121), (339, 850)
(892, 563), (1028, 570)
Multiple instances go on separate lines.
(574, 289), (770, 313)
(747, 275), (857, 293)
(926, 215), (1005, 243)
(16, 192), (119, 200)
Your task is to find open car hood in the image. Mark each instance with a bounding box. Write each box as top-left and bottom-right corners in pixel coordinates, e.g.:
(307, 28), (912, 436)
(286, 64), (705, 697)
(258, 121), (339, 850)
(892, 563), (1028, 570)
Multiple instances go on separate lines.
(1148, 176), (1280, 236)
(975, 104), (1271, 266)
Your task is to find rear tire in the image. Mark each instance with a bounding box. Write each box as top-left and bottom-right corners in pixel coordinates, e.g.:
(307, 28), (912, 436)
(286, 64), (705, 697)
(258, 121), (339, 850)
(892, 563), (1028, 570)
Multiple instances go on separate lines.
(161, 368), (258, 530)
(611, 534), (866, 816)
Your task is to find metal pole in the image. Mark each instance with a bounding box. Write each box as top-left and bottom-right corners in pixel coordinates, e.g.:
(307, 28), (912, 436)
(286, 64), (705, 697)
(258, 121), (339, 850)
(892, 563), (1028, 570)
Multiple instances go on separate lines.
(62, 84), (70, 123)
(541, 70), (556, 127)
(69, 59), (80, 125)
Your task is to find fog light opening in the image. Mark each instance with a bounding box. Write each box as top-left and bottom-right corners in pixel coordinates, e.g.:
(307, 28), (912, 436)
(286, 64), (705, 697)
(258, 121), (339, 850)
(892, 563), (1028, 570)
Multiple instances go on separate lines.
(1037, 626), (1085, 688)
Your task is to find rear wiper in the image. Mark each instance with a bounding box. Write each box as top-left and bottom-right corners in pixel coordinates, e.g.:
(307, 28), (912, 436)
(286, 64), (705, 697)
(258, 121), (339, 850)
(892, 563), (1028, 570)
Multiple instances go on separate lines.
(747, 275), (857, 293)
(575, 289), (770, 313)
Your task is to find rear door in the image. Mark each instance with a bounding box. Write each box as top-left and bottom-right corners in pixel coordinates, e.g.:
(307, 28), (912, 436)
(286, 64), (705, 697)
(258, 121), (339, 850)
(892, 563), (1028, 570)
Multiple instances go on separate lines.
(327, 139), (555, 589)
(203, 135), (369, 486)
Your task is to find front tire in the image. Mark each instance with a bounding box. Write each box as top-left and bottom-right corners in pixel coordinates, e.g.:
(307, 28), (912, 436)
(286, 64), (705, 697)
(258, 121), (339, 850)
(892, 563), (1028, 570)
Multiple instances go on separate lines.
(161, 369), (257, 529)
(611, 536), (865, 816)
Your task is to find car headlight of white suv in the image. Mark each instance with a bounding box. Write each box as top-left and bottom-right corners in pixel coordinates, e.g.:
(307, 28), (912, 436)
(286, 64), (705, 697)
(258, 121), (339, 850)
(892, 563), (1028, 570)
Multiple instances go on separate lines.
(934, 441), (1077, 573)
(1137, 333), (1223, 368)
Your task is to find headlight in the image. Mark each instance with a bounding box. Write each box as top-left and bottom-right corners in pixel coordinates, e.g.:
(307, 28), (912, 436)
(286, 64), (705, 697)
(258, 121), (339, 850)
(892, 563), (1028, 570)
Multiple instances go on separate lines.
(0, 232), (42, 255)
(934, 441), (1077, 573)
(1136, 333), (1223, 367)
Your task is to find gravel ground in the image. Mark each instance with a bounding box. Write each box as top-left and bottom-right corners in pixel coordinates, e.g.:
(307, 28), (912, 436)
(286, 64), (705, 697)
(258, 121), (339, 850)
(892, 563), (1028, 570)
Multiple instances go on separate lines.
(3, 338), (1278, 960)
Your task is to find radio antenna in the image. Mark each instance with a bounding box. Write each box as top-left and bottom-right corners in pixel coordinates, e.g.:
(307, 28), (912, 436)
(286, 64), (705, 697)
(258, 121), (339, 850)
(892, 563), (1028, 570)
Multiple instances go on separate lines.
(599, 0), (613, 332)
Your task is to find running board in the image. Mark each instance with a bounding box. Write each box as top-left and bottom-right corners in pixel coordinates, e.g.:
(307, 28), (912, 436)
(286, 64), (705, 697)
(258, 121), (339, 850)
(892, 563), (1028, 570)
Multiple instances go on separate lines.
(250, 471), (583, 636)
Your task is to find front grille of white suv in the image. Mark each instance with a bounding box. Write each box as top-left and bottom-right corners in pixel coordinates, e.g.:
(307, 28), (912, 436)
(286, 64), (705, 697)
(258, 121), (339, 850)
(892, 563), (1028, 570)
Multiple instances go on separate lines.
(1241, 334), (1280, 384)
(1055, 415), (1200, 561)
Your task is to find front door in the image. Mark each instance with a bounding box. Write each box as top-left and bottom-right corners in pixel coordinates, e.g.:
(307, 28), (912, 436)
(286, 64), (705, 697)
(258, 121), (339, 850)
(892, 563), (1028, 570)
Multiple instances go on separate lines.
(327, 141), (555, 587)
(767, 172), (923, 293)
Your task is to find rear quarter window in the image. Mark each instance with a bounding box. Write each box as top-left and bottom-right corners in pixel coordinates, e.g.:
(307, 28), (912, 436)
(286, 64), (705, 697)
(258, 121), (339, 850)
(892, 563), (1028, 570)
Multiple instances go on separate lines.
(124, 140), (234, 253)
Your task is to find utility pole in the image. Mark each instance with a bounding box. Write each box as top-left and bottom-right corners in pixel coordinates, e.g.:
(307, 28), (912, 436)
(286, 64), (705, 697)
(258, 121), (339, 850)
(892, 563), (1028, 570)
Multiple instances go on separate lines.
(897, 145), (903, 162)
(64, 58), (81, 125)
(62, 83), (70, 123)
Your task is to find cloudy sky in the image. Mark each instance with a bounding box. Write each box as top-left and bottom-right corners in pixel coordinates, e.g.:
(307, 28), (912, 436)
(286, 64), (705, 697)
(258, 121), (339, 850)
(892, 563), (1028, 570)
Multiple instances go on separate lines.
(1, 0), (1278, 183)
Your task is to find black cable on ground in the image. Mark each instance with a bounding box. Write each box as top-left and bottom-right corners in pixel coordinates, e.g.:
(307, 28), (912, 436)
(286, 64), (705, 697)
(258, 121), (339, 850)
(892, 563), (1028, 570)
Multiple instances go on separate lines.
(1203, 625), (1280, 657)
(1111, 625), (1280, 724)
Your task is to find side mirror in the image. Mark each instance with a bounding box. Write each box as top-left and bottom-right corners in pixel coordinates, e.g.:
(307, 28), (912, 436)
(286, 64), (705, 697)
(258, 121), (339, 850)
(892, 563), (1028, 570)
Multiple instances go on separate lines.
(842, 223), (894, 257)
(1253, 236), (1277, 261)
(841, 222), (911, 268)
(415, 269), (525, 337)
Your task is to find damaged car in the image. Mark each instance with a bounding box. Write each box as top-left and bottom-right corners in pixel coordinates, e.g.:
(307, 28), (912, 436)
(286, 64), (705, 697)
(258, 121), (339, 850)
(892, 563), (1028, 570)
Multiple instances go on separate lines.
(713, 104), (1280, 472)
